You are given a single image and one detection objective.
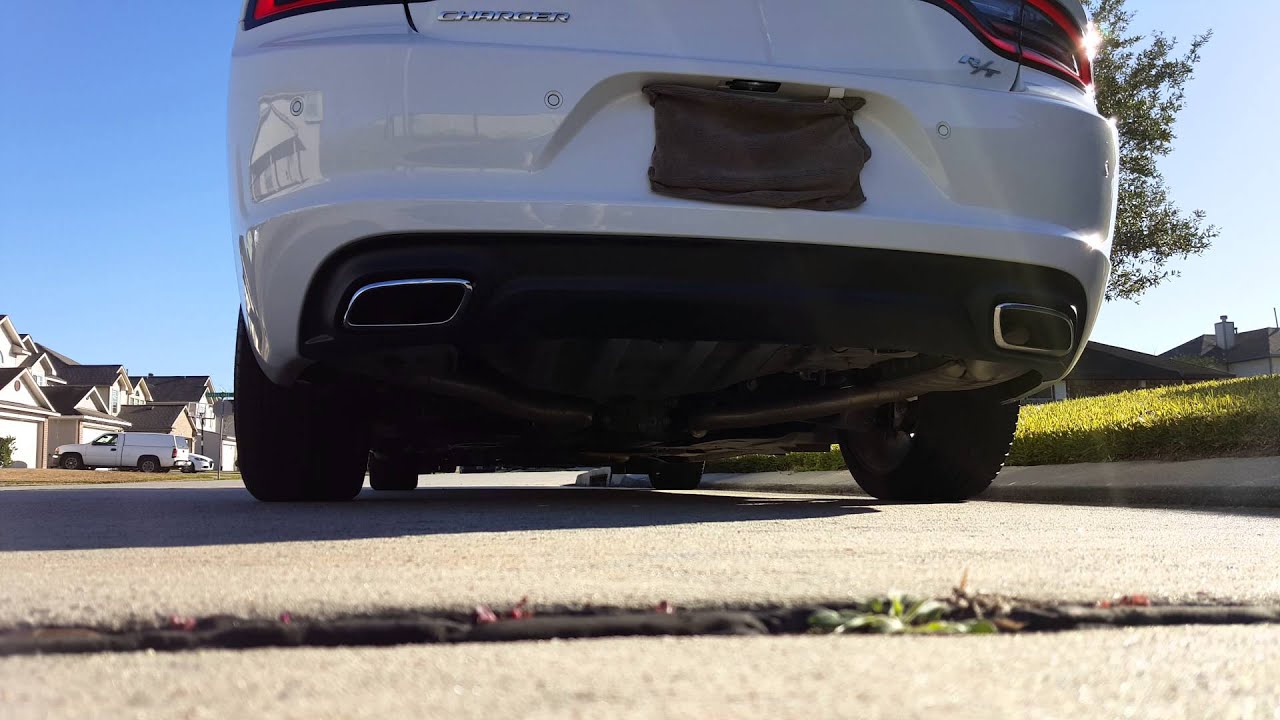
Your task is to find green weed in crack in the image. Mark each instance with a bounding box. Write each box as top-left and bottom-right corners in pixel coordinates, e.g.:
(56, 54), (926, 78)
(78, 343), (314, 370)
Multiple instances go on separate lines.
(808, 594), (999, 635)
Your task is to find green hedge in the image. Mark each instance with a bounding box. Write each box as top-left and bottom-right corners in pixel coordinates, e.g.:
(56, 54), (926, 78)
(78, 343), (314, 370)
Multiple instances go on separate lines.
(1008, 375), (1280, 465)
(705, 375), (1280, 472)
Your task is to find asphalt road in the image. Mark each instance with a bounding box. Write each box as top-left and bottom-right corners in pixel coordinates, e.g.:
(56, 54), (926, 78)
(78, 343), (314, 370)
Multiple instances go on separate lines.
(2, 457), (1278, 718)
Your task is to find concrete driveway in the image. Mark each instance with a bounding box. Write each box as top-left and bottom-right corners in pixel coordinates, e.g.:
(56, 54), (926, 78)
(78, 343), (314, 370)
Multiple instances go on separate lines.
(2, 457), (1278, 718)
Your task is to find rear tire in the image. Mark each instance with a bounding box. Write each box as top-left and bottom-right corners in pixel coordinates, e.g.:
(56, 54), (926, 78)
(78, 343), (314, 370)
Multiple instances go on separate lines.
(837, 389), (1019, 502)
(235, 315), (370, 502)
(138, 456), (161, 473)
(60, 454), (83, 470)
(369, 454), (419, 491)
(649, 462), (704, 490)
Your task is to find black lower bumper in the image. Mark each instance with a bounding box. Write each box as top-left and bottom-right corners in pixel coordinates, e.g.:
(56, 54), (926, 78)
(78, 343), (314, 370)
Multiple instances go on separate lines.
(299, 234), (1088, 384)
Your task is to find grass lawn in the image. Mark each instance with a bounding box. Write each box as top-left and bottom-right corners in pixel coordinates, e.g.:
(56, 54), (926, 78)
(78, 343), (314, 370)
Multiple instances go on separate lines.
(707, 375), (1280, 472)
(0, 468), (242, 487)
(1008, 375), (1280, 465)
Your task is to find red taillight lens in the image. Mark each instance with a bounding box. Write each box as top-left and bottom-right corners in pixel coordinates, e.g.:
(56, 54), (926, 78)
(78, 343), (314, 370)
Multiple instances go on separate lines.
(1020, 0), (1092, 86)
(246, 0), (403, 28)
(931, 0), (1093, 88)
(172, 448), (178, 459)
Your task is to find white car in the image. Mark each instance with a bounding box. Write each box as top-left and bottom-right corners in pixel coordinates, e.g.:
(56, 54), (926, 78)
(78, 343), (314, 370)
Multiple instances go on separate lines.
(184, 454), (216, 473)
(229, 0), (1115, 502)
(53, 433), (192, 473)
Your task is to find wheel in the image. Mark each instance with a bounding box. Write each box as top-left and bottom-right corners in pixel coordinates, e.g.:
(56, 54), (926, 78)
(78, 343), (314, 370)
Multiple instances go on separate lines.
(138, 456), (161, 473)
(369, 453), (419, 491)
(649, 462), (704, 490)
(235, 314), (370, 502)
(837, 389), (1019, 502)
(60, 454), (83, 470)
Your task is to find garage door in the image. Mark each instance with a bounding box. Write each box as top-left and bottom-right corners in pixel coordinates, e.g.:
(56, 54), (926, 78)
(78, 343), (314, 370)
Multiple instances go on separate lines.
(0, 417), (41, 468)
(221, 441), (237, 471)
(82, 425), (115, 444)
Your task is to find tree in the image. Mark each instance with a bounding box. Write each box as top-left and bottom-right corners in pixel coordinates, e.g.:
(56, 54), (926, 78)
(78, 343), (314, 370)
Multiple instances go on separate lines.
(0, 436), (14, 468)
(1085, 0), (1216, 300)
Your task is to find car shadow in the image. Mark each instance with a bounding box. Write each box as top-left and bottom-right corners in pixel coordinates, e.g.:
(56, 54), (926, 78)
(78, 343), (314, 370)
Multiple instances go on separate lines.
(700, 464), (1280, 519)
(977, 483), (1280, 518)
(0, 485), (879, 552)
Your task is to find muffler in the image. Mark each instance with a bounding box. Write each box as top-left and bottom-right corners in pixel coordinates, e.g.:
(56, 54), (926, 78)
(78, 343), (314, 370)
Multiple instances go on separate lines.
(343, 278), (473, 328)
(993, 303), (1075, 357)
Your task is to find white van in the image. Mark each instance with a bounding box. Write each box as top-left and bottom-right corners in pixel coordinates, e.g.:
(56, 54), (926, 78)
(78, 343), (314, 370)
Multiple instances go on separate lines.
(53, 433), (191, 473)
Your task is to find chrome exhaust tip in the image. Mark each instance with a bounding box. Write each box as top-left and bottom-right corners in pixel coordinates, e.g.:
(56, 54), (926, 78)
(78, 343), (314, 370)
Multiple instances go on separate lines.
(343, 278), (473, 328)
(993, 303), (1075, 357)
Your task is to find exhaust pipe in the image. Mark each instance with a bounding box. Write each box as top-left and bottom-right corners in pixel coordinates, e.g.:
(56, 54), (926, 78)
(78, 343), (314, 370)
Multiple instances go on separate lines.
(993, 303), (1075, 358)
(343, 278), (473, 328)
(414, 375), (595, 430)
(689, 362), (986, 433)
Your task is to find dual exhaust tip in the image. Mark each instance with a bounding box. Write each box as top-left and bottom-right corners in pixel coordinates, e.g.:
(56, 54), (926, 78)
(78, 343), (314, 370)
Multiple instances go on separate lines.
(343, 278), (473, 328)
(993, 303), (1075, 357)
(344, 282), (1075, 359)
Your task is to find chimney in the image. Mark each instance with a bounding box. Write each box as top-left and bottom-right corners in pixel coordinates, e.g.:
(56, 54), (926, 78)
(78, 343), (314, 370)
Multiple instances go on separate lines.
(1215, 315), (1237, 351)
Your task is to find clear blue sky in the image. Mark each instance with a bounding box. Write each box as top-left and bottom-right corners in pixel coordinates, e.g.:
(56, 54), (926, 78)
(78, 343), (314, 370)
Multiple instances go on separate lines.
(0, 1), (1273, 391)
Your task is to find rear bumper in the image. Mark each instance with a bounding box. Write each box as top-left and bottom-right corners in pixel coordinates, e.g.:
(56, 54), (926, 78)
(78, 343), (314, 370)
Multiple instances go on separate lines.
(231, 25), (1116, 383)
(238, 194), (1110, 385)
(296, 234), (1095, 387)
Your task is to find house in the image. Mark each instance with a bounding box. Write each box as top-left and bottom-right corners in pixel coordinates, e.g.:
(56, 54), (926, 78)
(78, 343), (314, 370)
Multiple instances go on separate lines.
(0, 367), (60, 468)
(143, 375), (216, 434)
(117, 404), (195, 444)
(50, 365), (136, 415)
(1, 317), (33, 369)
(140, 376), (235, 466)
(128, 376), (154, 405)
(1066, 342), (1232, 398)
(16, 334), (64, 387)
(1025, 341), (1233, 403)
(0, 316), (60, 467)
(1161, 315), (1280, 378)
(19, 351), (63, 388)
(250, 99), (318, 202)
(1, 315), (235, 469)
(44, 386), (132, 450)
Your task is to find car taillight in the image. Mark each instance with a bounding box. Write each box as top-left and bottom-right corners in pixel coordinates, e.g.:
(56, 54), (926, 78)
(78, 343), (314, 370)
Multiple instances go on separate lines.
(246, 0), (404, 29)
(931, 0), (1093, 88)
(172, 448), (179, 459)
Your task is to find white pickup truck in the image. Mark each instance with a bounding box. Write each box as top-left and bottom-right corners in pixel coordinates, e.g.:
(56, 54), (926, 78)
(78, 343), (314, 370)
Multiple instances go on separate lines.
(53, 432), (191, 473)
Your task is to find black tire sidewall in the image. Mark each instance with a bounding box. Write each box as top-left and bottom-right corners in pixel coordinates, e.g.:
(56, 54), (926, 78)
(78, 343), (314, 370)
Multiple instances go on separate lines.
(235, 314), (369, 501)
(840, 390), (1019, 501)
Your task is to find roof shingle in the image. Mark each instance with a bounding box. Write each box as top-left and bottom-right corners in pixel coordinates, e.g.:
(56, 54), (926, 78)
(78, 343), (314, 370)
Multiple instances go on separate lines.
(54, 365), (125, 386)
(41, 385), (96, 415)
(1072, 342), (1233, 382)
(143, 376), (211, 403)
(33, 343), (79, 369)
(41, 385), (126, 422)
(117, 405), (187, 434)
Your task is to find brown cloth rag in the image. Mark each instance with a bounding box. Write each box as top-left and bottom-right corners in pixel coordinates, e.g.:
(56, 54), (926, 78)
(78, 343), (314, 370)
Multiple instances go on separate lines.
(643, 84), (872, 211)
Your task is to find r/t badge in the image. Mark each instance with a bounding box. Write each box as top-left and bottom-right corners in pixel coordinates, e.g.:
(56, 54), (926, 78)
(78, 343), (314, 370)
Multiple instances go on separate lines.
(960, 56), (1002, 78)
